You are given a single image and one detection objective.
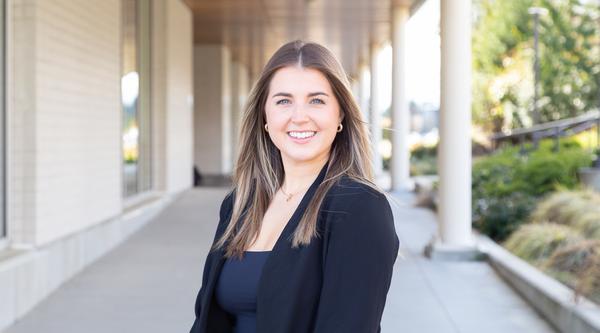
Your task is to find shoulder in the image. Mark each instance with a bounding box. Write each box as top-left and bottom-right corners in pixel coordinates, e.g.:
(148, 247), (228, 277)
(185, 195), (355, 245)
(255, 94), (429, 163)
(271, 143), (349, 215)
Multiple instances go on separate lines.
(322, 175), (394, 232)
(219, 189), (235, 221)
(321, 175), (398, 251)
(325, 175), (391, 214)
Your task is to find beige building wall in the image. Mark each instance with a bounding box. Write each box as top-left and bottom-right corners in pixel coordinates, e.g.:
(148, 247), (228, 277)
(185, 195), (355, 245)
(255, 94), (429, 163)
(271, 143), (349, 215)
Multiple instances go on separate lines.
(1, 0), (194, 329)
(9, 0), (122, 247)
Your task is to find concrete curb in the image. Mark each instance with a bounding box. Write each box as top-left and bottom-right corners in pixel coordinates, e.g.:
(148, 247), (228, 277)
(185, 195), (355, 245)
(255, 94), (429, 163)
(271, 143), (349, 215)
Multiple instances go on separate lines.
(477, 235), (600, 333)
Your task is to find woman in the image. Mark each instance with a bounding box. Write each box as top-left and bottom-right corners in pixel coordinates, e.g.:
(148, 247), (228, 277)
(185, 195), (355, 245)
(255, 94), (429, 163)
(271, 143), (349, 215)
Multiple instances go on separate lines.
(190, 40), (399, 333)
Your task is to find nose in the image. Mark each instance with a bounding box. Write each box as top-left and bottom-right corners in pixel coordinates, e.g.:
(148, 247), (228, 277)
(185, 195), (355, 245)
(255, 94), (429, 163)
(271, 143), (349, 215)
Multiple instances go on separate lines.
(290, 103), (310, 123)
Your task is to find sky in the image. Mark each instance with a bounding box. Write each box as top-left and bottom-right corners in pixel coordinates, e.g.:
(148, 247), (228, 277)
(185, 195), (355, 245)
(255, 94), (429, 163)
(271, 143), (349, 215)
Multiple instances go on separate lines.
(378, 0), (441, 110)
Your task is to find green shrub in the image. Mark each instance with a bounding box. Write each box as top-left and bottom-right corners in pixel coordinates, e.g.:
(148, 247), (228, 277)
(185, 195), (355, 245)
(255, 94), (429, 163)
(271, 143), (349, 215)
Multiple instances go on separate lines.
(472, 138), (592, 241)
(531, 189), (600, 239)
(513, 155), (572, 195)
(515, 146), (593, 195)
(504, 223), (583, 264)
(530, 190), (583, 224)
(474, 191), (537, 241)
(575, 212), (600, 240)
(411, 145), (437, 159)
(505, 188), (600, 304)
(410, 145), (437, 176)
(544, 240), (600, 303)
(472, 150), (521, 198)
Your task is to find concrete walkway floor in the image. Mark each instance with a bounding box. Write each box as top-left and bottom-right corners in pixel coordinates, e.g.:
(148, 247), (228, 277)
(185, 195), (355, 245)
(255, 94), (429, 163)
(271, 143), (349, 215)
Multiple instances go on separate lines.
(2, 187), (556, 333)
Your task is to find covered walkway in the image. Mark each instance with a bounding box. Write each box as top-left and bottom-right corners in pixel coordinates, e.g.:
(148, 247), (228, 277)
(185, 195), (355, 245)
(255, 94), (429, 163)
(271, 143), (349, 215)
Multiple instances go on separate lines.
(2, 187), (555, 333)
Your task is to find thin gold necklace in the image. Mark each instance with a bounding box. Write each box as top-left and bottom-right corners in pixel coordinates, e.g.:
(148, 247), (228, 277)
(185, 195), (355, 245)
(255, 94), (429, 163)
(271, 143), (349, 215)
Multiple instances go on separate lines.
(280, 184), (309, 202)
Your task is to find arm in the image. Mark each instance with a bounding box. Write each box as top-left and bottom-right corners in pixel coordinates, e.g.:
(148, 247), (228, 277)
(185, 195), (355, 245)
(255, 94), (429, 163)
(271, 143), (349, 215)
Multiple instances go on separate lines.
(313, 188), (400, 333)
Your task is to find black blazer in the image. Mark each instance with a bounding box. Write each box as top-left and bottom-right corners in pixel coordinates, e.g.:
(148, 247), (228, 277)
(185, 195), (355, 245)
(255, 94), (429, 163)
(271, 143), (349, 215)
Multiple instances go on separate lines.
(190, 163), (400, 333)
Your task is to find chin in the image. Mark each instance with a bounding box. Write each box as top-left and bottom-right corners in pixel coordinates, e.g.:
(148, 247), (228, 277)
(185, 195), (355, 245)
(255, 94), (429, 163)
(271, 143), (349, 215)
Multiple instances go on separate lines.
(283, 151), (324, 164)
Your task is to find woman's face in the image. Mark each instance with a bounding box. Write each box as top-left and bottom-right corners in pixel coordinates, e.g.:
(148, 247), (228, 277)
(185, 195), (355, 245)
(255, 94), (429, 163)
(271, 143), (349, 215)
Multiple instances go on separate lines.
(265, 66), (342, 167)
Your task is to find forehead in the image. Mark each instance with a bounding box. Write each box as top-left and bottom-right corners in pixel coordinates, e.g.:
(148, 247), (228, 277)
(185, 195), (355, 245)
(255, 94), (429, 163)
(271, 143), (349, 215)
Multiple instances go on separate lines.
(268, 66), (333, 95)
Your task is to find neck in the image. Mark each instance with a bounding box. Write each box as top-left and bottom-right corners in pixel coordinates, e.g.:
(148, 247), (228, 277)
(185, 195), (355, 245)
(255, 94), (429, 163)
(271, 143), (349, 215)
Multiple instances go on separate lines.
(281, 154), (329, 193)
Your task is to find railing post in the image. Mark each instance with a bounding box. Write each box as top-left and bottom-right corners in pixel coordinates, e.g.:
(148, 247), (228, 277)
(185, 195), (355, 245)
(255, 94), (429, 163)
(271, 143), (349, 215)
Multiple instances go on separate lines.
(597, 117), (600, 149)
(519, 134), (527, 155)
(553, 127), (560, 152)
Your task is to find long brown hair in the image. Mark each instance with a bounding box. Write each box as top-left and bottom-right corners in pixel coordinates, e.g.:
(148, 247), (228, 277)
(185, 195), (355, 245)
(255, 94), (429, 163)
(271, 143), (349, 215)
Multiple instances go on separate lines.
(212, 40), (383, 259)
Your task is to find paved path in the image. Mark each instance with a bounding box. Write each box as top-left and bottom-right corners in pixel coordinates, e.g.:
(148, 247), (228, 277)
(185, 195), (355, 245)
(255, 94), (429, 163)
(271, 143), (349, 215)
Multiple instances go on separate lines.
(381, 191), (555, 332)
(2, 187), (556, 333)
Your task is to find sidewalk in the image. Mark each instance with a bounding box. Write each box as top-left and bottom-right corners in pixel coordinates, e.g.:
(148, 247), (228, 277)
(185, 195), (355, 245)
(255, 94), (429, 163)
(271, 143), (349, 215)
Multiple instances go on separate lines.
(2, 187), (556, 333)
(381, 190), (555, 332)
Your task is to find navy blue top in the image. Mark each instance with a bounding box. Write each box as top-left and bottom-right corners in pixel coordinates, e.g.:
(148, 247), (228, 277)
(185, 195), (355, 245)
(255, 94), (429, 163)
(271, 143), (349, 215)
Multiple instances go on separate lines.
(214, 250), (271, 333)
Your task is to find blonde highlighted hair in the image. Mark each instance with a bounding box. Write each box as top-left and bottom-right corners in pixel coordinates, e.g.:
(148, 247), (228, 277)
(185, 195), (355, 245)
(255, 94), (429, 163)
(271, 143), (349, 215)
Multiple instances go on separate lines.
(212, 40), (383, 259)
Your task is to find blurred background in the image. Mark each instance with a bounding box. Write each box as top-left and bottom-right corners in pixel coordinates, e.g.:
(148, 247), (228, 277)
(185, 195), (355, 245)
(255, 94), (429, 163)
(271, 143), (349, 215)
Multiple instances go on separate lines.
(0, 0), (599, 332)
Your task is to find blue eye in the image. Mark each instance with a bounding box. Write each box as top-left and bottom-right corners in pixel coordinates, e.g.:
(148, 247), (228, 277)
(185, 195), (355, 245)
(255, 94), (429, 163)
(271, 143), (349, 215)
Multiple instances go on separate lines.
(276, 99), (290, 105)
(311, 98), (325, 105)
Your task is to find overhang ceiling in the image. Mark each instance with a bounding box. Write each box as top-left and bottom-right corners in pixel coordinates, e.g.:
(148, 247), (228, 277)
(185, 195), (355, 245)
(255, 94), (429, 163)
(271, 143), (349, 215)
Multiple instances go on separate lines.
(183, 0), (426, 80)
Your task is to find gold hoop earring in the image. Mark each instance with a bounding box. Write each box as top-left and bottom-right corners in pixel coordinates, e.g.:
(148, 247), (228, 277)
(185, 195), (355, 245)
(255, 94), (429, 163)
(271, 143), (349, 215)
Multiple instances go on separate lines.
(264, 123), (269, 132)
(337, 123), (343, 132)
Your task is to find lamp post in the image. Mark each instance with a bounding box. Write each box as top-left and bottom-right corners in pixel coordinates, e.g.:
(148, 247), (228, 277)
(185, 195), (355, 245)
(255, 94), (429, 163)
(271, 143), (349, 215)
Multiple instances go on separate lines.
(597, 0), (600, 151)
(528, 7), (548, 126)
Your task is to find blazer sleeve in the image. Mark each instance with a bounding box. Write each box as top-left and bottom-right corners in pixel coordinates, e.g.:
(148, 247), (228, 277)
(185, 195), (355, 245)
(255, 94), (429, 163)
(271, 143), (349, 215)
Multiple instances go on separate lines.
(192, 190), (235, 319)
(313, 188), (400, 333)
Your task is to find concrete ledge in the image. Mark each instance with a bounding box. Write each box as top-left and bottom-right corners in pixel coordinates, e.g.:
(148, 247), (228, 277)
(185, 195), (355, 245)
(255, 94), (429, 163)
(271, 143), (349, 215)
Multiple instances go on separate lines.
(423, 237), (487, 261)
(0, 191), (177, 331)
(478, 235), (600, 333)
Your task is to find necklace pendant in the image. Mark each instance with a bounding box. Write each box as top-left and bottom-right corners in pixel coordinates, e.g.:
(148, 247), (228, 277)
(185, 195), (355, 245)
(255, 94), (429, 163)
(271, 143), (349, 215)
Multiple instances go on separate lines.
(286, 195), (292, 202)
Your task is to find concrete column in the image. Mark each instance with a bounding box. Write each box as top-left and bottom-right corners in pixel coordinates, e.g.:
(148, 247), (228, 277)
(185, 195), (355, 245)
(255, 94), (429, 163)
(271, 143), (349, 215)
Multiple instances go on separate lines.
(369, 44), (383, 176)
(391, 5), (412, 191)
(351, 75), (360, 102)
(193, 45), (233, 176)
(425, 0), (479, 260)
(358, 64), (371, 121)
(222, 49), (233, 174)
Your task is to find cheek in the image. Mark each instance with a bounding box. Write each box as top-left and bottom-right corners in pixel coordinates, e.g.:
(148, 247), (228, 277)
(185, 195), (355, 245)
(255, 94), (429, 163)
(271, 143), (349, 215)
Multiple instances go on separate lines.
(264, 110), (288, 148)
(318, 107), (341, 130)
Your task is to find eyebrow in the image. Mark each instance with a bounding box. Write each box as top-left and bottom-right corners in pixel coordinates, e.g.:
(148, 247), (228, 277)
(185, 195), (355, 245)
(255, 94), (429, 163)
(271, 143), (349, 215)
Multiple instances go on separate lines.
(272, 92), (329, 98)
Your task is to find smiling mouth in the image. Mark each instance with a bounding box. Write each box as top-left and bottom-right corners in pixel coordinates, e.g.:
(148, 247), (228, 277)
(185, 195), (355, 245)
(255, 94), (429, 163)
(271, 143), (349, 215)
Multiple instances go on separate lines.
(287, 131), (317, 139)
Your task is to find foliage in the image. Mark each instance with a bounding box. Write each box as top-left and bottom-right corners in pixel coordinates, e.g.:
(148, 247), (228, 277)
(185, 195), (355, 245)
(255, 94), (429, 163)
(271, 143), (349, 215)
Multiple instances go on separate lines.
(505, 189), (600, 303)
(531, 189), (600, 238)
(472, 0), (600, 133)
(410, 139), (492, 176)
(505, 221), (600, 303)
(545, 240), (600, 302)
(504, 222), (583, 263)
(472, 138), (592, 241)
(474, 191), (538, 240)
(410, 144), (437, 176)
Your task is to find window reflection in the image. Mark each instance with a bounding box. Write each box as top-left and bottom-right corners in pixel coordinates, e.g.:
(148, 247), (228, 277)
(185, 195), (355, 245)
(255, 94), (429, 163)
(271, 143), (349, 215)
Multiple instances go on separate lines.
(122, 0), (139, 197)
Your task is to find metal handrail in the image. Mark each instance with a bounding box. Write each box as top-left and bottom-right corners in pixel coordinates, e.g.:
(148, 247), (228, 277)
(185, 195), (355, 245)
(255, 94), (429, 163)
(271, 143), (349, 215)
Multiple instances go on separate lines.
(490, 109), (600, 153)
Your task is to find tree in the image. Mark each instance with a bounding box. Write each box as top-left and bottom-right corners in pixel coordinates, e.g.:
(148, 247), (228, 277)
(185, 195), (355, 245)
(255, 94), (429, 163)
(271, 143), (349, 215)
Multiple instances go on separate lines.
(472, 0), (600, 133)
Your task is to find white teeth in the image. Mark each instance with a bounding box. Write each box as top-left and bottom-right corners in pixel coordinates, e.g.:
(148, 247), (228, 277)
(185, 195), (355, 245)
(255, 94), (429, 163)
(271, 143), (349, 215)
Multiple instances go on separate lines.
(288, 131), (316, 139)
